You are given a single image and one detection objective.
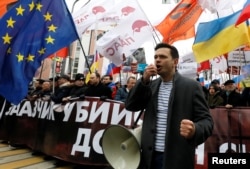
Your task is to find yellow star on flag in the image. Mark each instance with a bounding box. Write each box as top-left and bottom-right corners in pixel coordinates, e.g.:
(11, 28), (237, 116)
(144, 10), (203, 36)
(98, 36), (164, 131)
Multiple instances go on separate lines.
(7, 17), (16, 28)
(44, 12), (52, 21)
(26, 54), (35, 61)
(2, 33), (12, 44)
(36, 2), (43, 11)
(38, 48), (46, 55)
(16, 52), (24, 62)
(45, 35), (55, 44)
(29, 1), (35, 11)
(7, 47), (11, 54)
(48, 24), (57, 32)
(16, 5), (25, 16)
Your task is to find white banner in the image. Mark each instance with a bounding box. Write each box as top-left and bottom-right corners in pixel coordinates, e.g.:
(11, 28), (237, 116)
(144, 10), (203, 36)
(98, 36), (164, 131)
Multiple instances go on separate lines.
(96, 0), (153, 66)
(228, 50), (250, 67)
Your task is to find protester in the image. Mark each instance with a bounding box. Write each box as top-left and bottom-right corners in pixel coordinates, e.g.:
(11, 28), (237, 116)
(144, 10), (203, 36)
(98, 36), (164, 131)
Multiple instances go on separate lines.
(85, 72), (112, 99)
(51, 74), (71, 104)
(114, 76), (136, 102)
(37, 80), (52, 101)
(102, 74), (117, 99)
(221, 79), (243, 108)
(62, 73), (88, 101)
(211, 79), (224, 96)
(125, 42), (213, 169)
(207, 84), (224, 108)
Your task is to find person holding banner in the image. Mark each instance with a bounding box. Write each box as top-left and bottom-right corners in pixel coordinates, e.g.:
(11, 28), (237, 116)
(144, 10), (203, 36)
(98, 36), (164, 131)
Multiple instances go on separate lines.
(125, 43), (213, 169)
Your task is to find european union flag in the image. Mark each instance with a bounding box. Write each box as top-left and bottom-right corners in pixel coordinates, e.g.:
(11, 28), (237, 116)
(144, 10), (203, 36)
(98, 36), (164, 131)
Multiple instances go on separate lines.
(0, 0), (79, 104)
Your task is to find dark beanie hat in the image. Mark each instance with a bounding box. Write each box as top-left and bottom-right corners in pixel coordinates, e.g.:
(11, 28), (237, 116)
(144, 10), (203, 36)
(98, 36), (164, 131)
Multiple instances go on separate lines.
(75, 73), (85, 81)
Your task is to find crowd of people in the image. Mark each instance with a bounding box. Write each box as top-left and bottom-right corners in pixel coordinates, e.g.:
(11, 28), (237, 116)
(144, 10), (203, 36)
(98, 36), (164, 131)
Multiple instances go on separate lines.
(26, 71), (250, 110)
(203, 79), (250, 108)
(4, 42), (250, 169)
(26, 72), (137, 104)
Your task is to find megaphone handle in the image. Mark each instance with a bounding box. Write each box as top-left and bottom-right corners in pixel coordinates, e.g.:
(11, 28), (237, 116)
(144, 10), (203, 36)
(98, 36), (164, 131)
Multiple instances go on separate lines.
(132, 109), (144, 129)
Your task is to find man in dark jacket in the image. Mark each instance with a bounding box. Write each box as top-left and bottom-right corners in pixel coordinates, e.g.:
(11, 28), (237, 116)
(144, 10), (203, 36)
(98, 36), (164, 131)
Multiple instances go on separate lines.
(85, 72), (112, 99)
(51, 74), (71, 104)
(62, 73), (88, 101)
(125, 43), (213, 169)
(221, 79), (243, 108)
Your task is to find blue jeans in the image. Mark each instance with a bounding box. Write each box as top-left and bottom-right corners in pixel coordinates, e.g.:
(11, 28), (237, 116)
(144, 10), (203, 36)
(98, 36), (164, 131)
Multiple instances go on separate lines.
(151, 151), (163, 169)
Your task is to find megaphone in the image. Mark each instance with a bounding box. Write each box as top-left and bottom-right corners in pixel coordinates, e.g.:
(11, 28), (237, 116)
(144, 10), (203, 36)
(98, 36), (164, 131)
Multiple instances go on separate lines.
(102, 125), (142, 169)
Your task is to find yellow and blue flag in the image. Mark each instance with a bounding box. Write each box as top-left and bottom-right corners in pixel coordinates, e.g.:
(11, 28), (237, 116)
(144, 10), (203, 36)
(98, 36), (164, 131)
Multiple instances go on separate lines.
(0, 0), (79, 104)
(192, 11), (250, 63)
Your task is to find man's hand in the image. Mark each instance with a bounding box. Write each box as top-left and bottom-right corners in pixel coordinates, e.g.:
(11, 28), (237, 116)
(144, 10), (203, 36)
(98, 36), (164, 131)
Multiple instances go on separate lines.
(225, 104), (233, 108)
(180, 119), (195, 139)
(142, 64), (157, 83)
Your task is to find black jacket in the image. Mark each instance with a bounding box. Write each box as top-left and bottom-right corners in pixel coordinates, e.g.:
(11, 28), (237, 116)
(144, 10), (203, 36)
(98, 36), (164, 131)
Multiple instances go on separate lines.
(125, 72), (213, 169)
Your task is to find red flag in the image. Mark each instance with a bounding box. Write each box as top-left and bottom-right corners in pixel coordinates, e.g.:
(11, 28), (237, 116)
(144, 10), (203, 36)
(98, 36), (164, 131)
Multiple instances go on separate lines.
(48, 47), (69, 59)
(197, 60), (210, 72)
(0, 0), (17, 17)
(106, 63), (121, 75)
(155, 0), (202, 44)
(235, 0), (250, 26)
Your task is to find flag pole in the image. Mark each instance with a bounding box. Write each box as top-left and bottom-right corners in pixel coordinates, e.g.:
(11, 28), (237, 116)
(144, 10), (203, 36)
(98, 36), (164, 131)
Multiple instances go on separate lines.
(39, 60), (45, 79)
(135, 0), (161, 44)
(52, 54), (57, 94)
(69, 0), (92, 75)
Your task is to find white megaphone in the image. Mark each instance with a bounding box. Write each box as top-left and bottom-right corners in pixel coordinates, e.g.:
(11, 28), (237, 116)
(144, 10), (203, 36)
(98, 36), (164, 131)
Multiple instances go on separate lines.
(101, 125), (142, 169)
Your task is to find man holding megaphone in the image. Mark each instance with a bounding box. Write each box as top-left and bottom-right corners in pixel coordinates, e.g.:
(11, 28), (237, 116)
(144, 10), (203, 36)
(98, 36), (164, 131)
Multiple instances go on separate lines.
(125, 43), (213, 169)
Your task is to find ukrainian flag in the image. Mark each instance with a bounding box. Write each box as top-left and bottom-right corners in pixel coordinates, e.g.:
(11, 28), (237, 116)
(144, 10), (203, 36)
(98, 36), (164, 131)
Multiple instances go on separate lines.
(192, 11), (250, 63)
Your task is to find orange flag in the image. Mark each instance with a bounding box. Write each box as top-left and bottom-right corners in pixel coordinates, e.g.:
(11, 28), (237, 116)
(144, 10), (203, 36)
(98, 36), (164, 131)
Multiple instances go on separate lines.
(155, 0), (202, 44)
(0, 0), (17, 17)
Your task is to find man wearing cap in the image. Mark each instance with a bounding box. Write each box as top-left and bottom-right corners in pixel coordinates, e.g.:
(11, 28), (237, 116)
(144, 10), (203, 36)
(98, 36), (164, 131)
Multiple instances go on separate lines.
(62, 73), (88, 101)
(221, 79), (242, 108)
(51, 74), (71, 104)
(211, 79), (224, 96)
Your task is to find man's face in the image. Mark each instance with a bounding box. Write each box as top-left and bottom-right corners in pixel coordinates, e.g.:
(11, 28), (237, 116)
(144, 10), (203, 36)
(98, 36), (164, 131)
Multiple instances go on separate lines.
(58, 78), (67, 85)
(225, 83), (235, 92)
(42, 82), (51, 91)
(74, 79), (84, 86)
(102, 76), (111, 84)
(154, 47), (178, 77)
(89, 73), (99, 85)
(127, 78), (136, 90)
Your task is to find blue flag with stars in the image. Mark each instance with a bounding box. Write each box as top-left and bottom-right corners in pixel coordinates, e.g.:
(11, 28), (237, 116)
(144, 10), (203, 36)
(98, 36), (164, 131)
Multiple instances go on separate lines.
(0, 0), (79, 104)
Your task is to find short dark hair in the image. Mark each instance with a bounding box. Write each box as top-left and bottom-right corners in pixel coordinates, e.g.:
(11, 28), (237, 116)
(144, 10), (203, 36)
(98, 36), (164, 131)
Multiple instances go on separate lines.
(211, 79), (220, 85)
(209, 84), (219, 92)
(103, 74), (113, 81)
(154, 43), (179, 59)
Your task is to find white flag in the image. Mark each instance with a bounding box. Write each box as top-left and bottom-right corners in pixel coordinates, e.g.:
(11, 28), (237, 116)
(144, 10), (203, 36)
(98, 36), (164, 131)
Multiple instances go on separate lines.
(96, 0), (153, 66)
(210, 55), (228, 73)
(72, 0), (115, 37)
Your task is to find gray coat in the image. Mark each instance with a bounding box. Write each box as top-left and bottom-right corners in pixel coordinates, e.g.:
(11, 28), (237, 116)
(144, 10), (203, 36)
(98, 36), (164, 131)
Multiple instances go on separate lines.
(125, 72), (213, 169)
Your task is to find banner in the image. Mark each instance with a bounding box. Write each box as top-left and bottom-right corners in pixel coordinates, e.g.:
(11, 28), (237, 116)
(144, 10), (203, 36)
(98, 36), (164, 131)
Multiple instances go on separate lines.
(1, 99), (250, 168)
